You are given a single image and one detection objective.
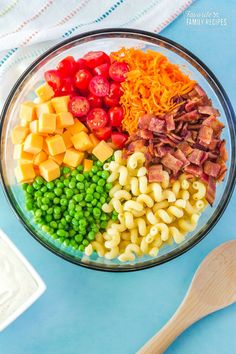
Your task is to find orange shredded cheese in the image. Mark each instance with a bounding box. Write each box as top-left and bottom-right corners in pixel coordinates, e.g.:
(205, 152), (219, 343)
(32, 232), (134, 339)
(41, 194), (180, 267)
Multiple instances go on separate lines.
(111, 48), (195, 135)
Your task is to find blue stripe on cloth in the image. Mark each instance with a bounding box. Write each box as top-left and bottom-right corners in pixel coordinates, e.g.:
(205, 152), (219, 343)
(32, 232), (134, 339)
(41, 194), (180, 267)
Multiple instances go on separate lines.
(121, 0), (161, 27)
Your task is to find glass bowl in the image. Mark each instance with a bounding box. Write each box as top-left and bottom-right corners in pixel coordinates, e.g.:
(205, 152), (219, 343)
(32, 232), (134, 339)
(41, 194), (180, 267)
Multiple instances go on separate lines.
(0, 29), (235, 272)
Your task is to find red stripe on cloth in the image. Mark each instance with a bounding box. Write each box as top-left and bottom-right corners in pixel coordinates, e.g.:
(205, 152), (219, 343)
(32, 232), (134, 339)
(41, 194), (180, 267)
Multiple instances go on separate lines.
(56, 0), (91, 26)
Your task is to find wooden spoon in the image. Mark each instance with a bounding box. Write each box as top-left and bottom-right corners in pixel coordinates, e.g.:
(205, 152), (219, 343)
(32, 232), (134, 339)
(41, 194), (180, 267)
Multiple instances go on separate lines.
(137, 240), (236, 354)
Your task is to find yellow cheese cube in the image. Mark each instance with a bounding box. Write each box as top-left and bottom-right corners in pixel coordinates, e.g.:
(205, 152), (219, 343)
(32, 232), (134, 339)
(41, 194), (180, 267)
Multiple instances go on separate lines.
(30, 120), (39, 134)
(92, 141), (113, 162)
(63, 149), (84, 168)
(15, 163), (36, 183)
(83, 159), (93, 172)
(20, 118), (30, 128)
(56, 112), (74, 128)
(68, 120), (88, 135)
(49, 152), (65, 166)
(89, 133), (100, 147)
(35, 82), (54, 102)
(39, 159), (60, 182)
(11, 126), (29, 144)
(38, 113), (56, 133)
(34, 150), (48, 166)
(62, 130), (73, 149)
(54, 127), (64, 135)
(42, 139), (49, 154)
(19, 102), (36, 122)
(71, 131), (93, 151)
(46, 135), (66, 156)
(14, 144), (34, 163)
(51, 96), (69, 113)
(36, 101), (54, 117)
(23, 133), (43, 154)
(34, 166), (40, 176)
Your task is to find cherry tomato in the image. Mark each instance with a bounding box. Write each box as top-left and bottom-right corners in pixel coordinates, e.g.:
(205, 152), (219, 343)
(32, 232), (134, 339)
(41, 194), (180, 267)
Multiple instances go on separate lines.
(87, 93), (103, 108)
(69, 96), (90, 117)
(109, 61), (129, 82)
(74, 69), (92, 91)
(83, 51), (110, 68)
(44, 70), (62, 91)
(111, 132), (128, 148)
(56, 56), (76, 77)
(87, 108), (109, 130)
(110, 81), (122, 98)
(108, 106), (123, 127)
(60, 77), (75, 95)
(76, 58), (88, 71)
(103, 95), (119, 107)
(93, 63), (110, 78)
(89, 75), (109, 97)
(95, 126), (112, 141)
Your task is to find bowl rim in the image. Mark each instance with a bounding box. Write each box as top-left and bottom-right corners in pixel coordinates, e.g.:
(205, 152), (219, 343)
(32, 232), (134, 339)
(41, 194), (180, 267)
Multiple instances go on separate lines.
(1, 28), (236, 272)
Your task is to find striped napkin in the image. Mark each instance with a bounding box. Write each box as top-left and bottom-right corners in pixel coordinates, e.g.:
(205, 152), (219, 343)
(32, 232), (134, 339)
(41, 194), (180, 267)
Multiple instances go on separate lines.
(0, 0), (195, 106)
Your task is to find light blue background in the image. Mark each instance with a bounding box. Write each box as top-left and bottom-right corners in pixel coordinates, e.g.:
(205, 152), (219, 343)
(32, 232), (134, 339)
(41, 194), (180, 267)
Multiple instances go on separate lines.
(1, 0), (236, 353)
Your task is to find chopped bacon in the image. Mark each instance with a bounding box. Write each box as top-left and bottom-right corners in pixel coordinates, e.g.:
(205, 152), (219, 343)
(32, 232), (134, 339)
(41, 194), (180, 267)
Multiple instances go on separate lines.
(139, 130), (153, 140)
(149, 117), (165, 133)
(184, 164), (203, 178)
(198, 106), (219, 116)
(208, 139), (219, 150)
(198, 125), (213, 146)
(176, 110), (199, 122)
(173, 149), (190, 167)
(127, 139), (146, 153)
(156, 145), (174, 157)
(138, 114), (155, 130)
(219, 140), (228, 161)
(165, 114), (175, 131)
(203, 115), (224, 132)
(148, 165), (164, 182)
(195, 84), (206, 97)
(206, 177), (216, 205)
(203, 161), (221, 178)
(161, 153), (183, 175)
(185, 99), (198, 112)
(178, 142), (193, 156)
(188, 149), (208, 166)
(218, 164), (227, 182)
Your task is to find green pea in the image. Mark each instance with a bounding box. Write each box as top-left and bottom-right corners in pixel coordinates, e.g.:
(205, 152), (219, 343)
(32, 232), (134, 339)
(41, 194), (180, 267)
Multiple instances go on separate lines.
(65, 189), (73, 198)
(77, 165), (83, 172)
(42, 197), (50, 205)
(33, 182), (41, 190)
(35, 191), (42, 198)
(63, 239), (70, 247)
(64, 179), (70, 186)
(27, 185), (34, 194)
(26, 202), (33, 211)
(79, 219), (87, 227)
(79, 201), (86, 207)
(54, 214), (61, 220)
(93, 208), (101, 216)
(77, 182), (84, 190)
(45, 215), (52, 222)
(100, 221), (108, 229)
(96, 186), (103, 193)
(101, 171), (109, 179)
(60, 198), (68, 206)
(50, 221), (57, 229)
(35, 209), (42, 217)
(91, 166), (98, 174)
(46, 181), (54, 189)
(54, 206), (61, 214)
(83, 172), (89, 179)
(100, 196), (106, 204)
(84, 211), (90, 218)
(87, 231), (95, 241)
(112, 214), (118, 221)
(82, 239), (89, 246)
(95, 161), (103, 167)
(65, 215), (72, 222)
(56, 181), (64, 188)
(76, 174), (84, 182)
(69, 181), (76, 189)
(73, 194), (83, 202)
(75, 234), (83, 243)
(22, 183), (28, 191)
(96, 202), (102, 208)
(75, 205), (82, 212)
(69, 229), (76, 237)
(71, 170), (78, 176)
(91, 199), (97, 206)
(63, 167), (71, 175)
(106, 183), (113, 190)
(72, 218), (79, 226)
(53, 197), (60, 204)
(92, 175), (99, 183)
(42, 225), (50, 233)
(54, 188), (62, 196)
(47, 192), (55, 200)
(85, 194), (93, 202)
(98, 179), (105, 187)
(41, 205), (49, 211)
(94, 192), (100, 199)
(86, 188), (93, 194)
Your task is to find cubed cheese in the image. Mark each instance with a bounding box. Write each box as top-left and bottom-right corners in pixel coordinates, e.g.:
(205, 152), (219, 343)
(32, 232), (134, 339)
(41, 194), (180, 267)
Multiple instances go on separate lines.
(39, 159), (60, 182)
(89, 133), (100, 147)
(63, 149), (84, 168)
(15, 163), (36, 183)
(23, 133), (43, 154)
(13, 144), (34, 163)
(68, 120), (88, 135)
(11, 126), (29, 144)
(49, 152), (65, 166)
(51, 96), (69, 113)
(54, 127), (64, 135)
(56, 112), (74, 128)
(29, 120), (39, 134)
(35, 82), (54, 102)
(92, 141), (113, 162)
(42, 139), (49, 154)
(36, 101), (54, 117)
(19, 102), (36, 122)
(83, 159), (93, 172)
(62, 129), (73, 149)
(38, 113), (56, 133)
(34, 150), (48, 166)
(46, 135), (66, 156)
(71, 131), (93, 151)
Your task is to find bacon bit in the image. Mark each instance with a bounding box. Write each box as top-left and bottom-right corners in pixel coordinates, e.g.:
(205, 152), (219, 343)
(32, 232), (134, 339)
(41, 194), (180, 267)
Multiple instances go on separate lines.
(203, 115), (224, 132)
(139, 130), (153, 140)
(126, 139), (146, 153)
(206, 177), (216, 205)
(198, 106), (220, 116)
(173, 149), (190, 167)
(161, 153), (183, 175)
(188, 149), (208, 166)
(178, 142), (193, 156)
(184, 164), (203, 178)
(176, 110), (199, 122)
(219, 140), (228, 161)
(165, 114), (175, 131)
(218, 165), (227, 182)
(198, 125), (213, 146)
(138, 114), (155, 130)
(203, 161), (221, 177)
(195, 84), (206, 97)
(148, 165), (164, 182)
(149, 117), (165, 133)
(157, 146), (174, 157)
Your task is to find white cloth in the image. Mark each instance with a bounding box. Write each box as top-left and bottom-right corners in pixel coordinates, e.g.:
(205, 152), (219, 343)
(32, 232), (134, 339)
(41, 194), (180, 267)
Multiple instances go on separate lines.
(0, 0), (195, 105)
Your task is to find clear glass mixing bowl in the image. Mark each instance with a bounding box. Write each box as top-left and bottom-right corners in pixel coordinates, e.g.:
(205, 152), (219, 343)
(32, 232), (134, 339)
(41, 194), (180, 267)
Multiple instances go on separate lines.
(0, 29), (235, 271)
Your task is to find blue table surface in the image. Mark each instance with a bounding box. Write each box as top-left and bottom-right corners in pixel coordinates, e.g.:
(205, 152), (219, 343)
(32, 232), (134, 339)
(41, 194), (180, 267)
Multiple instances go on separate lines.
(1, 0), (236, 353)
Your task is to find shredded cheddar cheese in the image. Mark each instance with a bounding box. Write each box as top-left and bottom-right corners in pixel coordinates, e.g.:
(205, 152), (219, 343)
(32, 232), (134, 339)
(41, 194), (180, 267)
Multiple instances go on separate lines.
(111, 48), (195, 135)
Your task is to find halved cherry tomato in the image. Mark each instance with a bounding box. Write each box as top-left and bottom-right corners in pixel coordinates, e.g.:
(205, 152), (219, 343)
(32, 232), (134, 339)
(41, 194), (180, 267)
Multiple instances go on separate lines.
(87, 93), (103, 108)
(56, 56), (76, 77)
(110, 81), (122, 97)
(74, 69), (92, 91)
(60, 77), (75, 95)
(111, 132), (128, 148)
(76, 58), (88, 71)
(69, 96), (90, 117)
(93, 63), (110, 78)
(83, 51), (110, 68)
(89, 75), (109, 97)
(108, 106), (123, 127)
(87, 108), (109, 130)
(95, 126), (112, 141)
(44, 70), (62, 91)
(103, 95), (119, 107)
(109, 61), (129, 82)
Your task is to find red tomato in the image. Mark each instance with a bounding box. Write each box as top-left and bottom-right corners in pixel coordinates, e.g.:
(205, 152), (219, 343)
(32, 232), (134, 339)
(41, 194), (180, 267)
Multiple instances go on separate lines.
(56, 56), (76, 77)
(44, 70), (62, 91)
(93, 63), (110, 78)
(89, 75), (109, 97)
(110, 81), (122, 98)
(87, 108), (109, 130)
(74, 69), (92, 91)
(109, 62), (129, 82)
(108, 106), (123, 127)
(76, 58), (87, 71)
(60, 77), (75, 95)
(87, 93), (103, 108)
(111, 132), (128, 148)
(83, 51), (110, 68)
(95, 126), (112, 141)
(69, 96), (90, 117)
(103, 95), (119, 107)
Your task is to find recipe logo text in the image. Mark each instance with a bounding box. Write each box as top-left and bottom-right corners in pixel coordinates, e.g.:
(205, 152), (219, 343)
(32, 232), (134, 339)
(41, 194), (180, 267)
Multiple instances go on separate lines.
(185, 11), (228, 26)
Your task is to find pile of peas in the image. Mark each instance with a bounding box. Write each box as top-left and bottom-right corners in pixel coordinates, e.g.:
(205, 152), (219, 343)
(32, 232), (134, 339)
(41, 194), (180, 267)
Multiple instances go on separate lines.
(22, 158), (118, 252)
